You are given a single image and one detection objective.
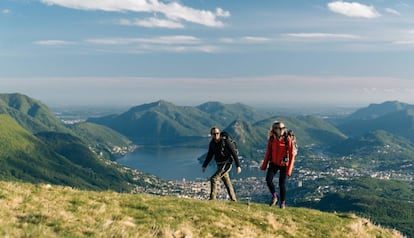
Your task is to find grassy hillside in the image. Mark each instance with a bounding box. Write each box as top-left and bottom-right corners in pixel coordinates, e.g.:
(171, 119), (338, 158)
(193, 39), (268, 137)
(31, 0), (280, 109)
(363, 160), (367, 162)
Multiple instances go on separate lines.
(69, 122), (133, 160)
(0, 181), (403, 238)
(0, 114), (154, 191)
(0, 93), (70, 134)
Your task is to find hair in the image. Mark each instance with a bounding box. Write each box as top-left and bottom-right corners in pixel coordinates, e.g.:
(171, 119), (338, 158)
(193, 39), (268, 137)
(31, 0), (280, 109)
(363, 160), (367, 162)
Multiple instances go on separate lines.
(269, 120), (285, 139)
(271, 120), (280, 129)
(210, 126), (220, 135)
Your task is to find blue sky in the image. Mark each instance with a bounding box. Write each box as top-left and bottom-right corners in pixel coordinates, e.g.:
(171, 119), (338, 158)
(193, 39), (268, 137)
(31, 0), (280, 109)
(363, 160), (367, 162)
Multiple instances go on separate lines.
(1, 0), (414, 107)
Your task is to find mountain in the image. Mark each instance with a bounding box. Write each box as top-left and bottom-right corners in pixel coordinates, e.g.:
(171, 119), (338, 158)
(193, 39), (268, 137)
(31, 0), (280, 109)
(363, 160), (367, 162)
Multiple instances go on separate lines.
(87, 100), (268, 146)
(0, 93), (70, 134)
(87, 100), (212, 145)
(345, 101), (414, 121)
(329, 130), (414, 155)
(87, 99), (349, 163)
(254, 115), (347, 148)
(69, 122), (133, 160)
(221, 119), (265, 161)
(337, 101), (414, 139)
(0, 93), (165, 191)
(0, 114), (139, 191)
(0, 181), (404, 238)
(196, 101), (269, 125)
(328, 130), (414, 172)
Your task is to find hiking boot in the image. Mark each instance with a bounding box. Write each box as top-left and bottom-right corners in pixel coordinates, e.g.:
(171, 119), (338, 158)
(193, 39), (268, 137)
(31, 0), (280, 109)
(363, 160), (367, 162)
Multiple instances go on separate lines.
(280, 201), (286, 209)
(269, 195), (278, 206)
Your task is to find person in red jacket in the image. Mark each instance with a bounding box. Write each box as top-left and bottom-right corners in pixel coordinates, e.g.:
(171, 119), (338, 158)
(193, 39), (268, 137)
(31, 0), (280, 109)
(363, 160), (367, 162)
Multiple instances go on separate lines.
(260, 121), (294, 208)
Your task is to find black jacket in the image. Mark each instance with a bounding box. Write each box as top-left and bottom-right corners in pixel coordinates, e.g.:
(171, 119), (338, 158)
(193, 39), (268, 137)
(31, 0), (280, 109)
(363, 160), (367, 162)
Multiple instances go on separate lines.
(202, 138), (241, 168)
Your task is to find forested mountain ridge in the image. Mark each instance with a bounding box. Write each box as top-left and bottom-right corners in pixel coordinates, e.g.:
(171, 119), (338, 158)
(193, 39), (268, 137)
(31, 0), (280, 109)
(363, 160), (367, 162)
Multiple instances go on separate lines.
(0, 93), (163, 191)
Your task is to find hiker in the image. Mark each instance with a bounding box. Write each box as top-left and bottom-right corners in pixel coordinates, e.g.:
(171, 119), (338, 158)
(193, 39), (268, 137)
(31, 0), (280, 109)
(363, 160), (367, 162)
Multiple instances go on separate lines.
(202, 126), (242, 201)
(260, 121), (294, 208)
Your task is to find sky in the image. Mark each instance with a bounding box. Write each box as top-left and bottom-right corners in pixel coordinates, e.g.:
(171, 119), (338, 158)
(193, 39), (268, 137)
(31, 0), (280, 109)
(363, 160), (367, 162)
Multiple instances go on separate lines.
(1, 0), (414, 108)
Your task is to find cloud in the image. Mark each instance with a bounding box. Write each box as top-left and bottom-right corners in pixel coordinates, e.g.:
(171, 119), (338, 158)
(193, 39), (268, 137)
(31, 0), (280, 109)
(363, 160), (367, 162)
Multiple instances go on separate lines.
(117, 17), (184, 29)
(384, 8), (401, 16)
(84, 35), (220, 53)
(327, 1), (380, 18)
(40, 0), (229, 27)
(219, 36), (271, 44)
(241, 36), (270, 43)
(2, 9), (11, 14)
(34, 40), (74, 46)
(86, 35), (201, 45)
(284, 33), (359, 40)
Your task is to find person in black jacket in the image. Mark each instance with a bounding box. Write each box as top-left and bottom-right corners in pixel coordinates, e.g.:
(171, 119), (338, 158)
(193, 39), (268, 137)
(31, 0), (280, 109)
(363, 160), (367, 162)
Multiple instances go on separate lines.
(202, 126), (242, 201)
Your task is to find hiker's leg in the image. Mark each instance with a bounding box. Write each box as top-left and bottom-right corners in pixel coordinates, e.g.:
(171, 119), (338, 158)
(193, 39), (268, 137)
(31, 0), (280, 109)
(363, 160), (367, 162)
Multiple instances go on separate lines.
(209, 164), (225, 200)
(265, 163), (277, 195)
(221, 167), (236, 201)
(279, 166), (287, 202)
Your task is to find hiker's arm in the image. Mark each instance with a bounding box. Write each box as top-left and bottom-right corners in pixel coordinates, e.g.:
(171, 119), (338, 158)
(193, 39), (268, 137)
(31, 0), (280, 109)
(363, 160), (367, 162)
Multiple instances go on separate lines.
(260, 140), (271, 170)
(288, 137), (294, 163)
(202, 142), (214, 170)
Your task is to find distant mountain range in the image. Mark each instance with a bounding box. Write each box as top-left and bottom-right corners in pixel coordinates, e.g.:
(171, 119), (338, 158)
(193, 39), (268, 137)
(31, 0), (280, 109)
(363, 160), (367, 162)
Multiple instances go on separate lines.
(87, 100), (270, 146)
(336, 101), (414, 142)
(3, 93), (414, 180)
(87, 99), (349, 161)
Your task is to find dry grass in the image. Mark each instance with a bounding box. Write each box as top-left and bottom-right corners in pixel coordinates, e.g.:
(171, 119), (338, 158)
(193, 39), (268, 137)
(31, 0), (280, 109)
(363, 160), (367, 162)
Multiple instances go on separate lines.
(0, 181), (405, 238)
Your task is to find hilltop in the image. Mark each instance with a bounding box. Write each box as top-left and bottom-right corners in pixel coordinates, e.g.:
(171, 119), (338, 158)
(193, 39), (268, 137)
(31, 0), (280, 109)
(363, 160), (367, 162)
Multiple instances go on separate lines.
(0, 181), (403, 238)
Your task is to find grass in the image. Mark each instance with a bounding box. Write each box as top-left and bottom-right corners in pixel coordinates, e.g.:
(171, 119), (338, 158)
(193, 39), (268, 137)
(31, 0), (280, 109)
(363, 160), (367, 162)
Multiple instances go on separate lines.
(0, 181), (404, 238)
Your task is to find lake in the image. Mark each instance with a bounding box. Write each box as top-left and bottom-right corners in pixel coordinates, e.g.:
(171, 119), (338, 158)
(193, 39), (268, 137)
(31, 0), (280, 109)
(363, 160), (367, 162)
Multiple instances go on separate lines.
(117, 147), (217, 181)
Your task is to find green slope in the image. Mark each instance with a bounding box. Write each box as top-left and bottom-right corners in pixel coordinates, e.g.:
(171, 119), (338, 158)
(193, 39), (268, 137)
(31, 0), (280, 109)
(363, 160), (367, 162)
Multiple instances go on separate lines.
(0, 93), (69, 133)
(69, 122), (133, 160)
(0, 114), (138, 191)
(0, 181), (403, 238)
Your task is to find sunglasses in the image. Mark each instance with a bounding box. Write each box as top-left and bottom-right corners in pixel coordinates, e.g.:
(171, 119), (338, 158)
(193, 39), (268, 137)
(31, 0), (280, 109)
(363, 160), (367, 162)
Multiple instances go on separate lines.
(212, 132), (220, 135)
(273, 127), (285, 130)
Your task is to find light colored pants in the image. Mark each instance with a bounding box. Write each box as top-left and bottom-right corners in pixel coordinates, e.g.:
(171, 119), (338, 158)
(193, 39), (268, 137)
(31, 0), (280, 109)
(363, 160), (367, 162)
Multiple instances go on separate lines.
(210, 163), (237, 201)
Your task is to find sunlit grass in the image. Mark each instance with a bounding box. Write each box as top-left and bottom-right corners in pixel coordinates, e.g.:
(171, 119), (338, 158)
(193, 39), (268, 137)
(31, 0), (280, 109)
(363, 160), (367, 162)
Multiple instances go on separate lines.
(0, 181), (404, 238)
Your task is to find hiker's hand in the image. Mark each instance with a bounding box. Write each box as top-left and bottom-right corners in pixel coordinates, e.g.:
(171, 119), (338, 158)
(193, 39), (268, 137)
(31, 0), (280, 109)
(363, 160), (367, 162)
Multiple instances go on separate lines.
(236, 167), (241, 174)
(202, 167), (206, 173)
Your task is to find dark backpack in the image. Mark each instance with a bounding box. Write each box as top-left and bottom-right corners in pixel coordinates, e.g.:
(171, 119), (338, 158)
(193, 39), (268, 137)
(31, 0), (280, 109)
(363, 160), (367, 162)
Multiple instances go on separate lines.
(284, 129), (298, 157)
(220, 131), (239, 161)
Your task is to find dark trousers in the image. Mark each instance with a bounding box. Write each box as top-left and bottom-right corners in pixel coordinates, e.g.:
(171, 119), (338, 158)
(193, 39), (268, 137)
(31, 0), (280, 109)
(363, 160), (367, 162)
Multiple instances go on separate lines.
(210, 163), (236, 201)
(265, 163), (287, 202)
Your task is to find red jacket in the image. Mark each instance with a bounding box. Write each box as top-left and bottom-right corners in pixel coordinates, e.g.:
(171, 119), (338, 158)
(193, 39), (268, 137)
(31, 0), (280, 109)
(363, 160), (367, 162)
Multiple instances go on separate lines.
(260, 135), (294, 169)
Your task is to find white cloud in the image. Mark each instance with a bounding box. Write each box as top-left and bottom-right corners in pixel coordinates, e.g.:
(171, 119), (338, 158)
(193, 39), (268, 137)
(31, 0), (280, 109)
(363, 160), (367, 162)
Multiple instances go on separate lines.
(219, 38), (235, 43)
(327, 1), (380, 18)
(2, 9), (11, 14)
(285, 33), (359, 40)
(34, 40), (74, 46)
(84, 35), (218, 53)
(86, 36), (201, 45)
(384, 8), (401, 16)
(219, 37), (270, 44)
(241, 36), (270, 43)
(118, 17), (184, 29)
(40, 0), (229, 27)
